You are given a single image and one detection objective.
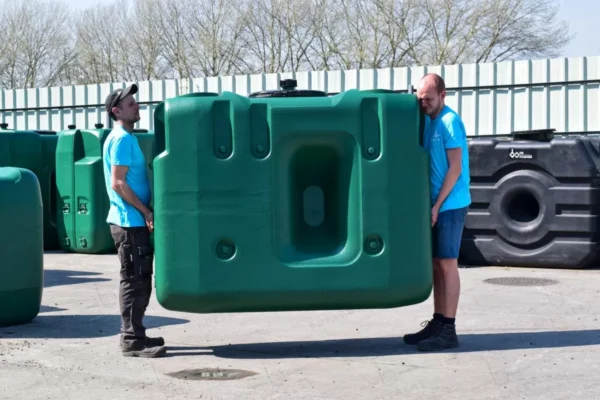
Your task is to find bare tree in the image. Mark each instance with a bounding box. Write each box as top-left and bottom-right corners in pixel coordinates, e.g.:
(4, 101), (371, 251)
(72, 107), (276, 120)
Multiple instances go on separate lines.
(409, 0), (484, 65)
(272, 0), (319, 72)
(239, 0), (287, 73)
(335, 0), (385, 69)
(372, 0), (437, 67)
(182, 0), (248, 76)
(72, 3), (130, 83)
(409, 0), (572, 65)
(0, 0), (74, 89)
(0, 0), (575, 89)
(0, 11), (10, 83)
(144, 0), (196, 79)
(305, 0), (342, 70)
(125, 0), (170, 80)
(472, 0), (572, 63)
(70, 0), (169, 84)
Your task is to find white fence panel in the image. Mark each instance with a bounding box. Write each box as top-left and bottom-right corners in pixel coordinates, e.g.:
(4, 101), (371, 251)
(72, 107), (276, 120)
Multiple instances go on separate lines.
(1, 56), (599, 136)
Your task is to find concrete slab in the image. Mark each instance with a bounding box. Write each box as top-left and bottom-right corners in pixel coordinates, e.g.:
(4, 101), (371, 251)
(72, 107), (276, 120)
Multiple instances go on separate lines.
(1, 252), (600, 399)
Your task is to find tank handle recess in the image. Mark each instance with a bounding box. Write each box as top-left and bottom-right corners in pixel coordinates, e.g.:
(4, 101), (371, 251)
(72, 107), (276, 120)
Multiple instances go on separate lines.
(510, 128), (555, 142)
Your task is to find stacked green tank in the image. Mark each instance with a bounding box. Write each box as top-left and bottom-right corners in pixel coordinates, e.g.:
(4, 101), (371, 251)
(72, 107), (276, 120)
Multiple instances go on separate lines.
(0, 167), (44, 327)
(152, 86), (432, 314)
(55, 127), (155, 254)
(0, 126), (60, 250)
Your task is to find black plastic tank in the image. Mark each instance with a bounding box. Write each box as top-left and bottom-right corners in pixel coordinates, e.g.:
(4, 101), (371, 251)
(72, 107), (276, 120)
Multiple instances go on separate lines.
(460, 129), (600, 269)
(248, 79), (327, 98)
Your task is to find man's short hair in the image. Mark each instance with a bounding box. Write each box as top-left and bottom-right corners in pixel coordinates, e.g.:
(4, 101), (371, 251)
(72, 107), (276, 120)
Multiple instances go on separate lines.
(104, 84), (138, 121)
(421, 73), (446, 93)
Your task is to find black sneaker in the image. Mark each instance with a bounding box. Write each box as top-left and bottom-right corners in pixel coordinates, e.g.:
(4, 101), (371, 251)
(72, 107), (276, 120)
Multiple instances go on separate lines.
(403, 319), (443, 345)
(120, 336), (165, 348)
(122, 345), (167, 358)
(121, 340), (167, 358)
(416, 323), (459, 351)
(145, 336), (165, 347)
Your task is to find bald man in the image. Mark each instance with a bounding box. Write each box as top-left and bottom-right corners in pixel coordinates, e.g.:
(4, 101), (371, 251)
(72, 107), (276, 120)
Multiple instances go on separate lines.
(404, 73), (471, 351)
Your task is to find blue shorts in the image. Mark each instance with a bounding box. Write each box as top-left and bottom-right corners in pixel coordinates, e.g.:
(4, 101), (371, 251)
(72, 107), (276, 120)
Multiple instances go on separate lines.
(432, 206), (468, 259)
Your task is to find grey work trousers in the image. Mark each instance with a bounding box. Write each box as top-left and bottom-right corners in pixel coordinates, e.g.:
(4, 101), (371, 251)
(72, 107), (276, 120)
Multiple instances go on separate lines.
(109, 224), (154, 345)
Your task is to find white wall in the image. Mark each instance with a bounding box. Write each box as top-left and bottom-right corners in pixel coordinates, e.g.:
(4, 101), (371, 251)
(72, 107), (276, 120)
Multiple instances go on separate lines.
(1, 56), (599, 136)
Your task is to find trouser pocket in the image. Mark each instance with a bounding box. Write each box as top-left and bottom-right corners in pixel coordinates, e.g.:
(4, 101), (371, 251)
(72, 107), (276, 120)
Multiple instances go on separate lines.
(134, 243), (154, 279)
(118, 243), (134, 279)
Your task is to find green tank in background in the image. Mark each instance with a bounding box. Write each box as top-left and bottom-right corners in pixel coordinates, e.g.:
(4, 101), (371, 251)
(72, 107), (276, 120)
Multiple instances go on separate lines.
(152, 83), (432, 314)
(0, 167), (44, 327)
(55, 125), (155, 254)
(0, 124), (60, 250)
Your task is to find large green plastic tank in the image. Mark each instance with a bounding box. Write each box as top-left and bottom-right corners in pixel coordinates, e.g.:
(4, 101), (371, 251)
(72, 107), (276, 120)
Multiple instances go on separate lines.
(55, 127), (155, 254)
(152, 88), (432, 314)
(0, 167), (44, 327)
(0, 127), (60, 250)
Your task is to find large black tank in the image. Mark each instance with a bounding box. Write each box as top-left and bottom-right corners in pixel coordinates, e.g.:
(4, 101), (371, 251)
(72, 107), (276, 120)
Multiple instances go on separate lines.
(460, 129), (600, 269)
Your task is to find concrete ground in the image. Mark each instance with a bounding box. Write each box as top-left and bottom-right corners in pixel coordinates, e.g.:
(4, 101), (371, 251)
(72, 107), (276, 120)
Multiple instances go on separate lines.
(1, 252), (600, 400)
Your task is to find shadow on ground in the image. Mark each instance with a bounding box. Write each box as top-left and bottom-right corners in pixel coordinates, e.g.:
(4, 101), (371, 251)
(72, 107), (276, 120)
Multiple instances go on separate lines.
(44, 269), (111, 288)
(0, 314), (189, 339)
(200, 330), (600, 358)
(39, 305), (67, 313)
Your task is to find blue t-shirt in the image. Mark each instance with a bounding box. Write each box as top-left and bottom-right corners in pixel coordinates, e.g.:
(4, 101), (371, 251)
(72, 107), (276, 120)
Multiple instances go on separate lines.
(423, 105), (471, 212)
(102, 126), (151, 227)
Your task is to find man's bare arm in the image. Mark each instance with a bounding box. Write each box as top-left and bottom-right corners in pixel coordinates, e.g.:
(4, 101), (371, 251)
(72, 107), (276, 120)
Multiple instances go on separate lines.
(434, 148), (462, 209)
(111, 165), (151, 217)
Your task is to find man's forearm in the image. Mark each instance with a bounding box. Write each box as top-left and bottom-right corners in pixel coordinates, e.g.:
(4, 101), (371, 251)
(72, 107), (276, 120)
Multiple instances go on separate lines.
(114, 181), (150, 216)
(434, 164), (461, 208)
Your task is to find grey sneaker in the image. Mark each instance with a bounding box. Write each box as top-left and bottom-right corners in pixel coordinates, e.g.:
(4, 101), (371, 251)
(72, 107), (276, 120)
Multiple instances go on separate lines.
(403, 319), (443, 345)
(121, 340), (167, 358)
(416, 323), (459, 351)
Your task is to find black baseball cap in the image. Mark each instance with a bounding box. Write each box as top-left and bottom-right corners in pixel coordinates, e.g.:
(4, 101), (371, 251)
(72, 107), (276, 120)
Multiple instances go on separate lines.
(105, 84), (138, 118)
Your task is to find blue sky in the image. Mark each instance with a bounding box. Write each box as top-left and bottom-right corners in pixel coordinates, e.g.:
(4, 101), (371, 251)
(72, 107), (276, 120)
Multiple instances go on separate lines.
(65, 0), (599, 59)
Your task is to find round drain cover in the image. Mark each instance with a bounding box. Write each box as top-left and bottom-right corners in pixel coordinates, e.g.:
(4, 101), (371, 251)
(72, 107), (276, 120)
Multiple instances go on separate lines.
(166, 368), (257, 381)
(483, 277), (558, 286)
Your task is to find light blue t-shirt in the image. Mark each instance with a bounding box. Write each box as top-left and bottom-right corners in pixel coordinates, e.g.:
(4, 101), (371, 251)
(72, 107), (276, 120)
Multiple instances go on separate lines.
(423, 105), (471, 212)
(102, 126), (151, 227)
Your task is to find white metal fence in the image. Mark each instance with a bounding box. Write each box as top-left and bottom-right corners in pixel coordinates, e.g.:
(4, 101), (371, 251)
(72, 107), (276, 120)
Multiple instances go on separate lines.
(1, 56), (599, 136)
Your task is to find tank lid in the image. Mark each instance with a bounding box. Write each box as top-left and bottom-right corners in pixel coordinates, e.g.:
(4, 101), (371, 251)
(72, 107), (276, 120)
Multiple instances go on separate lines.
(510, 128), (555, 142)
(248, 79), (327, 98)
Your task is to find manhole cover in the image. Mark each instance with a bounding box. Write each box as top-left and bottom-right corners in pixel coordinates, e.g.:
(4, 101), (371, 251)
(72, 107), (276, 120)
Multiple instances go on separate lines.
(166, 368), (257, 381)
(483, 277), (558, 286)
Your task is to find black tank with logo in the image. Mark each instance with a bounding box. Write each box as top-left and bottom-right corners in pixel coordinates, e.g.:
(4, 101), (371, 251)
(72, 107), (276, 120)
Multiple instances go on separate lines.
(461, 128), (600, 269)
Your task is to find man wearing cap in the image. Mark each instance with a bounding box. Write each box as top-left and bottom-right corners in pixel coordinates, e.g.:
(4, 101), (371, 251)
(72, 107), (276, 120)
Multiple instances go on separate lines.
(102, 84), (166, 358)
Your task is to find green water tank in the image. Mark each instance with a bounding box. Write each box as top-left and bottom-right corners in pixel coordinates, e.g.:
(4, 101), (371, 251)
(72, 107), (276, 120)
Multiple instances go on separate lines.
(0, 128), (60, 250)
(0, 167), (44, 327)
(55, 128), (155, 254)
(152, 89), (432, 314)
